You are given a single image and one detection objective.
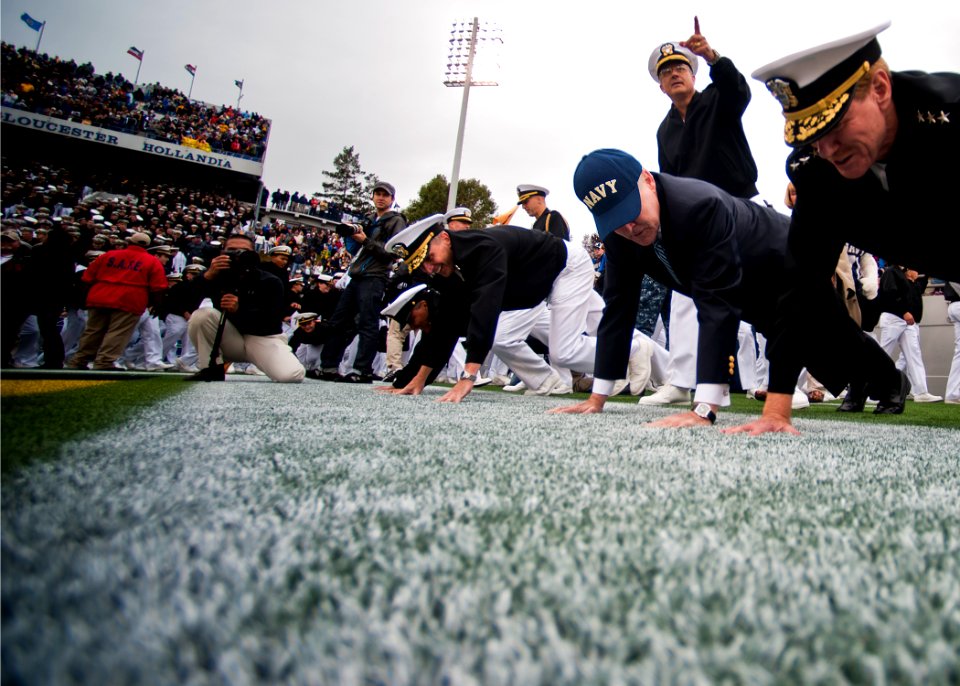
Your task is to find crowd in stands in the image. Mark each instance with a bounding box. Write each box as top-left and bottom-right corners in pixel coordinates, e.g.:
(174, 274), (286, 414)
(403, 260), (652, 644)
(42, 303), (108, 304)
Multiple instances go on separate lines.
(2, 161), (353, 273)
(1, 42), (270, 161)
(1, 161), (359, 369)
(268, 189), (346, 222)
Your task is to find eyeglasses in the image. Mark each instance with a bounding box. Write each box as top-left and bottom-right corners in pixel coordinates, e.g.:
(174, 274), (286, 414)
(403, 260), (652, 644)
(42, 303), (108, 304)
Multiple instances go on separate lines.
(658, 63), (690, 78)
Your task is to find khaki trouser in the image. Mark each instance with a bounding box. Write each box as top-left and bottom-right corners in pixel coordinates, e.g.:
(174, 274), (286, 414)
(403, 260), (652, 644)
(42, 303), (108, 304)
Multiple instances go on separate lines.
(188, 308), (304, 383)
(69, 307), (142, 369)
(385, 319), (410, 371)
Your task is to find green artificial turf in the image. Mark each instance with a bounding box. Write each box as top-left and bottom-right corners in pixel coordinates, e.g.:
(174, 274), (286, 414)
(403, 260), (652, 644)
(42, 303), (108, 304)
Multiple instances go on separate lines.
(3, 379), (958, 683)
(1, 376), (186, 474)
(480, 385), (960, 430)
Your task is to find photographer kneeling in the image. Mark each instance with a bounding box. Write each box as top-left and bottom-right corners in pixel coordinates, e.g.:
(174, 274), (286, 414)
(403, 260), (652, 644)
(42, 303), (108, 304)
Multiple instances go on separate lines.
(186, 232), (305, 383)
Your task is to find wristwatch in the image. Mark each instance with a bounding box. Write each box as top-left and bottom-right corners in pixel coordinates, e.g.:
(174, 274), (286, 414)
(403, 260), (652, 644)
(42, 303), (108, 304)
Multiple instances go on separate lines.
(460, 372), (479, 383)
(692, 402), (717, 424)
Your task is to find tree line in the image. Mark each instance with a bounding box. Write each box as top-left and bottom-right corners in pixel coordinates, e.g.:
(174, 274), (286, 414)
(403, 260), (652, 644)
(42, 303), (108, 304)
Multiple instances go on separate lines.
(318, 145), (495, 226)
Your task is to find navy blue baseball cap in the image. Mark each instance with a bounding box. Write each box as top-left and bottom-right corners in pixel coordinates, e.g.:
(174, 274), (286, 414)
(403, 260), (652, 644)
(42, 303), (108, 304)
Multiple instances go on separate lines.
(573, 149), (644, 241)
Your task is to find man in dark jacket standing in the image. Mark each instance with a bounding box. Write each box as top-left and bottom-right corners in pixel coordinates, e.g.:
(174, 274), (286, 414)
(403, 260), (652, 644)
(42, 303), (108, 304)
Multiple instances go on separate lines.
(317, 181), (406, 383)
(652, 22), (758, 198)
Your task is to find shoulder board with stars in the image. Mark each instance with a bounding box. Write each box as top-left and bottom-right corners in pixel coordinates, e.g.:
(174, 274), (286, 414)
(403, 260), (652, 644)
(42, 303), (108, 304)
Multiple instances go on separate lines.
(786, 148), (816, 179)
(915, 109), (951, 125)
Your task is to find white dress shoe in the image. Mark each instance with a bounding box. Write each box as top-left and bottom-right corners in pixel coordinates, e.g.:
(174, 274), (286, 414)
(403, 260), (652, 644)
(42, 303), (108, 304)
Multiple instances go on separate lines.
(637, 384), (691, 406)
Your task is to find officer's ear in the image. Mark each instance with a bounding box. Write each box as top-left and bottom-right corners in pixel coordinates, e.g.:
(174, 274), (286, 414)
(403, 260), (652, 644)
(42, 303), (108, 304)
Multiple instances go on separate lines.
(871, 69), (893, 111)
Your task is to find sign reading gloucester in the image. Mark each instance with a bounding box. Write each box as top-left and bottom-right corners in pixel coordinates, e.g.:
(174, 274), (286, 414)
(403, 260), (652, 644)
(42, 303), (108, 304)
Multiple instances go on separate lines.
(1, 106), (264, 177)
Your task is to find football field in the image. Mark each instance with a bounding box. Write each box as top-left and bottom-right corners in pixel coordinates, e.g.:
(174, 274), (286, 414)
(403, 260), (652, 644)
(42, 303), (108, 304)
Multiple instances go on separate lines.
(2, 376), (959, 684)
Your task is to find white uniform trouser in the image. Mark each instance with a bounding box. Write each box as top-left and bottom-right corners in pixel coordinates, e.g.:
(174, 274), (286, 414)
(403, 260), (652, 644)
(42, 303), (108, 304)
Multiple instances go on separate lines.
(665, 292), (698, 389)
(484, 353), (509, 378)
(491, 243), (599, 389)
(737, 321), (758, 392)
(946, 301), (960, 401)
(61, 308), (87, 357)
(492, 303), (576, 388)
(188, 308), (304, 383)
(878, 312), (929, 395)
(163, 314), (197, 365)
(13, 316), (41, 367)
(296, 343), (323, 371)
(755, 332), (769, 389)
(121, 311), (163, 367)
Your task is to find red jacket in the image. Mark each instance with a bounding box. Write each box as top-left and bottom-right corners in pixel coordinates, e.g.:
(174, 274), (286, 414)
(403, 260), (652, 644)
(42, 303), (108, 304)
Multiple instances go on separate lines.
(83, 245), (168, 314)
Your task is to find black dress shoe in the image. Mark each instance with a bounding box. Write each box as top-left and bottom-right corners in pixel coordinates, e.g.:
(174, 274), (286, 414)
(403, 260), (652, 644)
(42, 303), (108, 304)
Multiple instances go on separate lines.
(185, 364), (226, 382)
(305, 369), (321, 380)
(874, 371), (911, 415)
(837, 383), (867, 412)
(381, 369), (399, 383)
(316, 370), (341, 381)
(338, 372), (373, 384)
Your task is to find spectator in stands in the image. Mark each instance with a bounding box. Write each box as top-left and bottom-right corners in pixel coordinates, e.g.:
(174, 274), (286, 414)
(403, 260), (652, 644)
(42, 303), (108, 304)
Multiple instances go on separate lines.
(1, 42), (270, 162)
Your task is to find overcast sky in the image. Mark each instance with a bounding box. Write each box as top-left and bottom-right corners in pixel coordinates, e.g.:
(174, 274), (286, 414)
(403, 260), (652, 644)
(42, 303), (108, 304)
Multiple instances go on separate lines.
(3, 1), (958, 241)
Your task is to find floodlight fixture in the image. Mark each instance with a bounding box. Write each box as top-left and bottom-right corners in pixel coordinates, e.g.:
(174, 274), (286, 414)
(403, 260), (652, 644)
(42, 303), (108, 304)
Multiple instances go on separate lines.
(444, 17), (502, 211)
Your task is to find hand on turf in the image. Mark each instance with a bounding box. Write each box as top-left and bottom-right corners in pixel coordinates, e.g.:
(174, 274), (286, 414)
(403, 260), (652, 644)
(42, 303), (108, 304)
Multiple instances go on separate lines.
(722, 417), (801, 436)
(646, 411), (712, 428)
(377, 381), (424, 396)
(723, 392), (800, 435)
(548, 394), (605, 414)
(438, 379), (473, 403)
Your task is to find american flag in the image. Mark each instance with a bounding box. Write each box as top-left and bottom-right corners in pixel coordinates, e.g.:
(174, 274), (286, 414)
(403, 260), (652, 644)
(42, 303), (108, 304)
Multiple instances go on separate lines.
(184, 64), (197, 76)
(127, 46), (144, 61)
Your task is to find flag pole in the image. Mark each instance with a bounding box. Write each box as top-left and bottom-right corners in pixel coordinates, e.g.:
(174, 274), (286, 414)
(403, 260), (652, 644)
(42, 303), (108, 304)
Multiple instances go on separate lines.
(35, 21), (45, 54)
(134, 51), (143, 86)
(188, 71), (195, 100)
(236, 81), (244, 110)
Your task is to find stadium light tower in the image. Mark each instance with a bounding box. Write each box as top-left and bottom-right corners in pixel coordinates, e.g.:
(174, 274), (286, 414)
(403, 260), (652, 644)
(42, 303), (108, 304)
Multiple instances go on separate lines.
(444, 17), (501, 212)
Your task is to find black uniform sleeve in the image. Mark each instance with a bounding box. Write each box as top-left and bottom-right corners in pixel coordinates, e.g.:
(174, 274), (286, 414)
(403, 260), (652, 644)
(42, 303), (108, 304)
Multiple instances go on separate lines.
(462, 245), (510, 365)
(765, 153), (852, 394)
(594, 235), (646, 382)
(685, 198), (745, 385)
(545, 211), (570, 241)
(707, 56), (752, 116)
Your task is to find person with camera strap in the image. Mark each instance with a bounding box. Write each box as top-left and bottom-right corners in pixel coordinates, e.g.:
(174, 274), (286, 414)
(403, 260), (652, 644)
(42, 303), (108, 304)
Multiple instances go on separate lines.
(315, 181), (407, 383)
(185, 231), (304, 383)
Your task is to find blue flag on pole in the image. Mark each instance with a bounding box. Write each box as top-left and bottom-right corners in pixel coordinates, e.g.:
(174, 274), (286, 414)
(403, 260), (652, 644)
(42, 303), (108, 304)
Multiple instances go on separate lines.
(21, 13), (43, 31)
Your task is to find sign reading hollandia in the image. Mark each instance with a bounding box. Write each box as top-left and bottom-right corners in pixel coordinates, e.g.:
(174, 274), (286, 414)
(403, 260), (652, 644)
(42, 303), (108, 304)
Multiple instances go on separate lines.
(1, 106), (264, 177)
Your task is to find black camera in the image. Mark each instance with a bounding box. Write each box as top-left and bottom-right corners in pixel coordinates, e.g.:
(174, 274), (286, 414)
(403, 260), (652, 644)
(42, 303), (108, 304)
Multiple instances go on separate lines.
(333, 221), (363, 238)
(221, 248), (261, 290)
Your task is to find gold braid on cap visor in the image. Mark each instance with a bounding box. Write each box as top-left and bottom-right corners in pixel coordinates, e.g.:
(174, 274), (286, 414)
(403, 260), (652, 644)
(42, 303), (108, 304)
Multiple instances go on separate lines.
(517, 191), (540, 203)
(784, 61), (871, 145)
(404, 231), (435, 270)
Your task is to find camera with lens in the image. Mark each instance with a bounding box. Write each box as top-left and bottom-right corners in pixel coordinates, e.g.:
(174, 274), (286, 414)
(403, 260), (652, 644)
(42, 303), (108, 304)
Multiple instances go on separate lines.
(221, 248), (261, 290)
(333, 221), (364, 238)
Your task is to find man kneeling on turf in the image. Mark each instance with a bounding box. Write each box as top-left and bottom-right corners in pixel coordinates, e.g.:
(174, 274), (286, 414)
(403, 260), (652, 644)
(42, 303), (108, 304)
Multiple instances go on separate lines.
(383, 215), (652, 403)
(186, 231), (304, 383)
